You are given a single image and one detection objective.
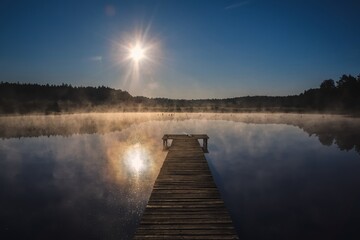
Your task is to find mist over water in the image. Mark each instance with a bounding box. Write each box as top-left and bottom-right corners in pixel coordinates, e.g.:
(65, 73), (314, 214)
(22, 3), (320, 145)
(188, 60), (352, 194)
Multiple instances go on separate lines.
(0, 113), (359, 239)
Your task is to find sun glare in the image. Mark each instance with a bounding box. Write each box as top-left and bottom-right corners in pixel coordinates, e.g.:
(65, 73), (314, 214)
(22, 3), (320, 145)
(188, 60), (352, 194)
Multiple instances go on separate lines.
(129, 44), (145, 62)
(114, 30), (161, 94)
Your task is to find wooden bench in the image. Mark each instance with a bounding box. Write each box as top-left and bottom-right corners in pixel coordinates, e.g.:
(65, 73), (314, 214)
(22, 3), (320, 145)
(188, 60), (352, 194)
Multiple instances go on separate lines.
(162, 134), (209, 153)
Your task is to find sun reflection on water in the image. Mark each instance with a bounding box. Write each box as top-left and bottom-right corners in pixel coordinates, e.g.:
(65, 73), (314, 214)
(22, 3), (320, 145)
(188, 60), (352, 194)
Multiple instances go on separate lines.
(124, 143), (148, 174)
(105, 133), (165, 190)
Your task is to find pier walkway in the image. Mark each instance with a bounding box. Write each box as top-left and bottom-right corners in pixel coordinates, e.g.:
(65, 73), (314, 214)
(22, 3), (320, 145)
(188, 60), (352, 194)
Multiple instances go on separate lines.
(134, 134), (238, 239)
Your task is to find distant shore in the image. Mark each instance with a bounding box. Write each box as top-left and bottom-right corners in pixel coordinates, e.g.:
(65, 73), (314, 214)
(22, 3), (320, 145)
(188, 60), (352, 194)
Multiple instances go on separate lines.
(1, 74), (359, 115)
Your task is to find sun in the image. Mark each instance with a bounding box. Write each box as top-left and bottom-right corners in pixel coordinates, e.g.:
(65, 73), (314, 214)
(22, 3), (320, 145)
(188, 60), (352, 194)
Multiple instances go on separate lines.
(129, 44), (146, 62)
(113, 30), (161, 88)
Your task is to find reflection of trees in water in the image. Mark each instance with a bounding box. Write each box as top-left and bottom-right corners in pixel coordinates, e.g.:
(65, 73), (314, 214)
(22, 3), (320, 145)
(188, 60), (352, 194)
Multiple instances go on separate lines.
(206, 113), (360, 155)
(301, 123), (360, 154)
(0, 113), (359, 154)
(238, 115), (360, 155)
(223, 114), (360, 155)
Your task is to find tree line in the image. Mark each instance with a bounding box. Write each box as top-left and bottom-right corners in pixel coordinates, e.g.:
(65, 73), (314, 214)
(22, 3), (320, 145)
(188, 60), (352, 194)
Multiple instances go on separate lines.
(0, 74), (359, 114)
(0, 83), (132, 114)
(301, 74), (360, 111)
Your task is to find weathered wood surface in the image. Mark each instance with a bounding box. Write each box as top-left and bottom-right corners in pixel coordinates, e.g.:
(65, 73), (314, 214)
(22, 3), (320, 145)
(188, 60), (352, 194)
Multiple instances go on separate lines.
(134, 135), (238, 239)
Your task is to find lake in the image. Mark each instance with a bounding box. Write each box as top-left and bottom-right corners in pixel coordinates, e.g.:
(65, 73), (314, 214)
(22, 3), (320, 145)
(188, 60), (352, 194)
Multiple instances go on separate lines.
(1, 113), (359, 240)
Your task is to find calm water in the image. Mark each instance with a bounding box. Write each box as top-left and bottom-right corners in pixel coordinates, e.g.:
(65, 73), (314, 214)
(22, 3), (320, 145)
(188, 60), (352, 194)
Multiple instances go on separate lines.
(0, 113), (359, 240)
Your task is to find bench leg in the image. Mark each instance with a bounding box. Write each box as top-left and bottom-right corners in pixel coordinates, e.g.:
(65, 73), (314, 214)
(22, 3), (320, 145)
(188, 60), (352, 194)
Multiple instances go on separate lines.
(163, 139), (168, 151)
(203, 138), (208, 153)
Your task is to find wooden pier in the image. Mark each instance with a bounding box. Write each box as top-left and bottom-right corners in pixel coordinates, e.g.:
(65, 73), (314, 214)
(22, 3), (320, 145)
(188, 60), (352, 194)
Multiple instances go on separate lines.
(134, 134), (238, 239)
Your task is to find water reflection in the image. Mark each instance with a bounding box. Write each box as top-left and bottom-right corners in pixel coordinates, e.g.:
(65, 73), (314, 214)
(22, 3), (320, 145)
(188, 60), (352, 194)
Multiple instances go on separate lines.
(0, 131), (164, 240)
(0, 114), (360, 239)
(204, 122), (360, 239)
(124, 143), (148, 174)
(105, 132), (164, 186)
(1, 113), (360, 155)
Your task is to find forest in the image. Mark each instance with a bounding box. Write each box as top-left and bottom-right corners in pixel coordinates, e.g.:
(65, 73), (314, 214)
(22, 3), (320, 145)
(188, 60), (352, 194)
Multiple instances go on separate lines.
(0, 74), (359, 114)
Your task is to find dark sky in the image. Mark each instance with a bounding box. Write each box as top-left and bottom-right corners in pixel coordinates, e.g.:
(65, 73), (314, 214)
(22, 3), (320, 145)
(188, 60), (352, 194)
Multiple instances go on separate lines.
(1, 0), (359, 98)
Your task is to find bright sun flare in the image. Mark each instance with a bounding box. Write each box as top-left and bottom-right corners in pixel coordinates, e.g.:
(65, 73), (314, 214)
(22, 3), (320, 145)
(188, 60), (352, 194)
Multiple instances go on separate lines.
(129, 44), (145, 62)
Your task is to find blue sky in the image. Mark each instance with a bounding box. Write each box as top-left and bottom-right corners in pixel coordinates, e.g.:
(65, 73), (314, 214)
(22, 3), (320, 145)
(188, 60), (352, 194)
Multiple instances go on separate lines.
(1, 0), (359, 99)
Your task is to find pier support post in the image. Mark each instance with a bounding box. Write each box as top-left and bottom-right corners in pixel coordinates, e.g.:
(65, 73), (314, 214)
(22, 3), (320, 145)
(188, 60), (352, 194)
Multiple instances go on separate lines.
(203, 138), (208, 153)
(162, 135), (169, 151)
(163, 139), (167, 151)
